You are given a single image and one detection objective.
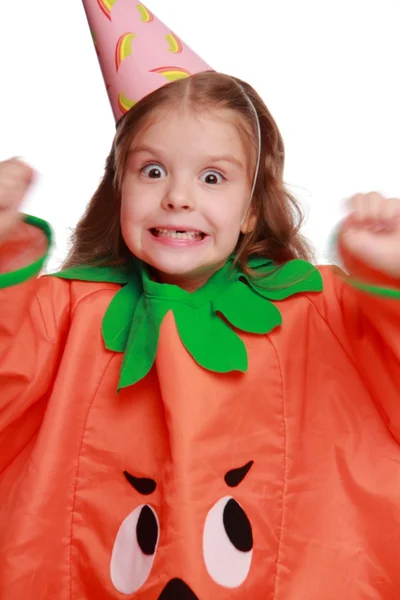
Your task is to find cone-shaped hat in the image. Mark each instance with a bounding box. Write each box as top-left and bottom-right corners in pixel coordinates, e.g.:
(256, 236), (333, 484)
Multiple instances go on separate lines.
(82, 1), (213, 121)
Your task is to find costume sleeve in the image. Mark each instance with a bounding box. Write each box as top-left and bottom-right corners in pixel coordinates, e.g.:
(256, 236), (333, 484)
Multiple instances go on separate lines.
(313, 236), (400, 443)
(0, 215), (70, 472)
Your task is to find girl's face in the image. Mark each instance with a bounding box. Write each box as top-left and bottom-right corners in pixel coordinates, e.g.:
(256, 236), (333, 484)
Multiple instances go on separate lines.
(120, 106), (253, 291)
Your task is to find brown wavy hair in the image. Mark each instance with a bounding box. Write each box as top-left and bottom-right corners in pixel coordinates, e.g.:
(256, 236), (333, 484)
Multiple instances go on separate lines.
(62, 71), (314, 272)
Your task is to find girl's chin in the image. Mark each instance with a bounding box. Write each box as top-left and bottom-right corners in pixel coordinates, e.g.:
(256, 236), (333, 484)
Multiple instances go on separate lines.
(146, 258), (221, 289)
(149, 261), (208, 278)
(143, 245), (211, 273)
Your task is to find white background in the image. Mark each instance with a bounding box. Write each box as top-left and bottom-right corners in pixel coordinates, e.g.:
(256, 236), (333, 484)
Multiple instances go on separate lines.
(1, 0), (399, 270)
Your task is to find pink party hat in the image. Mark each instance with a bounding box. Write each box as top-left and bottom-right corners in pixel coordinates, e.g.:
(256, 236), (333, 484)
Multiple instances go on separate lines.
(82, 0), (213, 121)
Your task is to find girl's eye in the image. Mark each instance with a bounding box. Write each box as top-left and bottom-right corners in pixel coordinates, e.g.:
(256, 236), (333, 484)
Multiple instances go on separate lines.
(141, 164), (167, 179)
(201, 170), (224, 185)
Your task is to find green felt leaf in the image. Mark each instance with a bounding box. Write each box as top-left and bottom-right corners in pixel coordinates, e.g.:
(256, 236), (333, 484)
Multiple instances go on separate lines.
(174, 303), (248, 373)
(247, 256), (274, 270)
(246, 259), (323, 300)
(102, 279), (142, 352)
(118, 295), (167, 389)
(213, 281), (282, 334)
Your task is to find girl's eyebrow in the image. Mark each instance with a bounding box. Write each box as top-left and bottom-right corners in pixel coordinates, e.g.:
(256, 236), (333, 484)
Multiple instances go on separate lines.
(128, 144), (161, 156)
(205, 155), (244, 169)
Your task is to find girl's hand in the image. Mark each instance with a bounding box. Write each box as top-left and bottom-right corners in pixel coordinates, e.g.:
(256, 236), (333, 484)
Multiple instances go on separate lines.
(341, 192), (400, 278)
(0, 158), (34, 244)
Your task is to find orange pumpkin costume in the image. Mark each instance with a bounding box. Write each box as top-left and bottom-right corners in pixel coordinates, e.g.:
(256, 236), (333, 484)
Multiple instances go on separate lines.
(1, 216), (400, 599)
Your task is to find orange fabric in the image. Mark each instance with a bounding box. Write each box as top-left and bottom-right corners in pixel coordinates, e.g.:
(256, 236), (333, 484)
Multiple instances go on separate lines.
(0, 218), (48, 274)
(1, 241), (400, 598)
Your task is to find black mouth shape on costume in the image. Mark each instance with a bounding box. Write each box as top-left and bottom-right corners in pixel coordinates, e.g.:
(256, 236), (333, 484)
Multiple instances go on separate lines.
(158, 578), (199, 600)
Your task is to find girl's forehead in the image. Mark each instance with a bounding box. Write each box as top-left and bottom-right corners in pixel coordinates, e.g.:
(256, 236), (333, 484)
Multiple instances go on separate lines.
(132, 106), (250, 149)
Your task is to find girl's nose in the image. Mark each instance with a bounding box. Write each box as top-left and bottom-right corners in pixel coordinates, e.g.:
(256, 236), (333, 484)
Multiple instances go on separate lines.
(162, 183), (194, 211)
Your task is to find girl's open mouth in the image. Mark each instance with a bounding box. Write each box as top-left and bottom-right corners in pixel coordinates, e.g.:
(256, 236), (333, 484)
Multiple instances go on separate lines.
(150, 228), (206, 241)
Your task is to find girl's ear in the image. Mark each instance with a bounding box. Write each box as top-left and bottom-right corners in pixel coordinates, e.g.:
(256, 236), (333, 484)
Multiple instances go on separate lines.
(240, 213), (257, 234)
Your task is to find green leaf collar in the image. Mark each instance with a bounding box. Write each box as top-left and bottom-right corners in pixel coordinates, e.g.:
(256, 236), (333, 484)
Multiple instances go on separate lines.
(54, 256), (323, 390)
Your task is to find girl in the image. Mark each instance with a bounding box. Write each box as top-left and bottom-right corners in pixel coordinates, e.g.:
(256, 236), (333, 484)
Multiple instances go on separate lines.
(1, 2), (400, 599)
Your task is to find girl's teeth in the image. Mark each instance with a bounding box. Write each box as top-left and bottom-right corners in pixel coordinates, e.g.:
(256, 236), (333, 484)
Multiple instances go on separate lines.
(154, 229), (203, 240)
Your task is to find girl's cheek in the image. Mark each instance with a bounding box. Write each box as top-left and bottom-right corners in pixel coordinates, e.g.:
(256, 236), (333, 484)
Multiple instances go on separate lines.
(121, 195), (139, 216)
